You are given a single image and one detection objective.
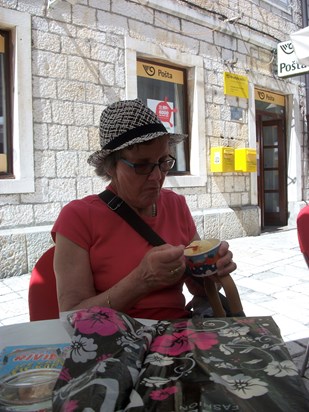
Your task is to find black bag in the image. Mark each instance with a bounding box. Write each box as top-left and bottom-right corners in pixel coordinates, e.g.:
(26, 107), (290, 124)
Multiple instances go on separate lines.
(52, 307), (309, 411)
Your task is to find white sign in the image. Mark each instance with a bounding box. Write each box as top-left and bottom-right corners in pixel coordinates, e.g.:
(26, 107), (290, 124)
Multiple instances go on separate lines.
(277, 40), (309, 78)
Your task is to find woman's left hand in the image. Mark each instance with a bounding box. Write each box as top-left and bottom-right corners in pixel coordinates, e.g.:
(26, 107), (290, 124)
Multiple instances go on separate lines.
(215, 241), (237, 277)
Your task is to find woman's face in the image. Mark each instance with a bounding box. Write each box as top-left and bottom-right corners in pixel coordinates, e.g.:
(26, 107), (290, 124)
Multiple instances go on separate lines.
(111, 135), (170, 211)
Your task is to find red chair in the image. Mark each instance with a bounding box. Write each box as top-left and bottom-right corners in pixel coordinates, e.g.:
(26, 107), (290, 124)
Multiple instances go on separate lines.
(297, 205), (309, 266)
(28, 246), (59, 321)
(296, 206), (309, 376)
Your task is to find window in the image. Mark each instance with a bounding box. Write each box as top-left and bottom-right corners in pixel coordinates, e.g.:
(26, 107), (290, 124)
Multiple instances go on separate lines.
(0, 8), (34, 193)
(126, 36), (207, 187)
(263, 0), (290, 12)
(0, 30), (12, 176)
(137, 59), (189, 174)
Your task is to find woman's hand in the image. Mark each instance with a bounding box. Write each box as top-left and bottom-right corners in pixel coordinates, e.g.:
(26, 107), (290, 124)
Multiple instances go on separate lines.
(136, 244), (186, 292)
(215, 240), (237, 277)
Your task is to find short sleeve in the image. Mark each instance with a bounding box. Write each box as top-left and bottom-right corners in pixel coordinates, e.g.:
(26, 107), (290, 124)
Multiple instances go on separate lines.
(51, 200), (93, 251)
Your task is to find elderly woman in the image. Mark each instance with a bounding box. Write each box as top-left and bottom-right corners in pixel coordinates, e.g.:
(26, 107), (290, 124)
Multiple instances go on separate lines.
(52, 99), (237, 320)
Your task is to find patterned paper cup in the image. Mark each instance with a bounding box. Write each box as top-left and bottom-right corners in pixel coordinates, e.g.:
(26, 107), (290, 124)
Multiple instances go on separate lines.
(184, 239), (221, 277)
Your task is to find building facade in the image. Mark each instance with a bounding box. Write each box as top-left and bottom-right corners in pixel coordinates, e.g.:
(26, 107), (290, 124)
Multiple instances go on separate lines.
(0, 0), (308, 277)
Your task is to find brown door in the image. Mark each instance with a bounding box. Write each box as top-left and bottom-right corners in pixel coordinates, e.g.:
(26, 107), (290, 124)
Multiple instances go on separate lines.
(257, 118), (287, 227)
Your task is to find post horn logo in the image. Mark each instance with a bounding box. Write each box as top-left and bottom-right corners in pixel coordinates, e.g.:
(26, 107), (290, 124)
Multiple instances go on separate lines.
(143, 64), (155, 76)
(257, 91), (265, 100)
(279, 43), (294, 55)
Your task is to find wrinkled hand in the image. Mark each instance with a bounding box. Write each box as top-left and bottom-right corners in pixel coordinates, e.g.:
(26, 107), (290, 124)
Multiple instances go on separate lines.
(215, 241), (237, 277)
(137, 244), (186, 292)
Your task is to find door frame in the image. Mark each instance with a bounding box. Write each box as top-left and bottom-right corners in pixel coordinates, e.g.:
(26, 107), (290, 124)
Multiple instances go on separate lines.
(256, 114), (288, 228)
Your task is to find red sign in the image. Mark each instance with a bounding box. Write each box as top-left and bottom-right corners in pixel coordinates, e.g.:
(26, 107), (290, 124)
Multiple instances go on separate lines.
(155, 97), (177, 127)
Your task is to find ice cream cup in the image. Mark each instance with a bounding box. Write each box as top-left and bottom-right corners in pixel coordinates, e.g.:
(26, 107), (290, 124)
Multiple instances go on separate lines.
(184, 239), (221, 277)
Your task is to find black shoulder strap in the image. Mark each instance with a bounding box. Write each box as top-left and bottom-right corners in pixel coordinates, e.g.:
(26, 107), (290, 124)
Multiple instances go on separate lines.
(98, 189), (165, 247)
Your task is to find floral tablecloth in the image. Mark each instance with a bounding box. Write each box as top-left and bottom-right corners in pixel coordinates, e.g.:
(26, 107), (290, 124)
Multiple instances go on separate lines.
(52, 307), (309, 411)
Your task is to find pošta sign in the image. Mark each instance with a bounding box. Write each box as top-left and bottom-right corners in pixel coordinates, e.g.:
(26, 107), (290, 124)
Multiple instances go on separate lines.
(277, 40), (309, 78)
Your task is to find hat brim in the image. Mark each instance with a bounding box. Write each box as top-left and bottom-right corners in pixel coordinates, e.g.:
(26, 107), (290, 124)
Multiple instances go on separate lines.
(88, 131), (187, 164)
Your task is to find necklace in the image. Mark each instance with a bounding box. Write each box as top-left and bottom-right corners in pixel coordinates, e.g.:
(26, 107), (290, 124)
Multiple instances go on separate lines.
(152, 203), (157, 217)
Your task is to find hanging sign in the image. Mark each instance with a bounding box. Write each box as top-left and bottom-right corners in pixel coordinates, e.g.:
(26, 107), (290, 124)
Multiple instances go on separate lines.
(290, 26), (309, 66)
(137, 61), (184, 85)
(223, 72), (249, 99)
(255, 88), (285, 107)
(277, 40), (309, 78)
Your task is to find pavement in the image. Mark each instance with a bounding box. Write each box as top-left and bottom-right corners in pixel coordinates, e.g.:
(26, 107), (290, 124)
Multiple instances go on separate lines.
(0, 227), (308, 391)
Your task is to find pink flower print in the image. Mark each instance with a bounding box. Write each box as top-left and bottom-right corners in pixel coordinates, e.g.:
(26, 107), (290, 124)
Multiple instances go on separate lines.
(255, 327), (271, 336)
(73, 306), (126, 336)
(58, 366), (72, 382)
(150, 385), (179, 400)
(151, 330), (218, 356)
(97, 353), (113, 362)
(62, 399), (79, 412)
(173, 320), (191, 330)
(236, 318), (255, 325)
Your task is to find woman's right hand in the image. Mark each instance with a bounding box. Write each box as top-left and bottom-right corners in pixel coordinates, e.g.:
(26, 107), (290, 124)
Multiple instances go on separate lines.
(136, 244), (186, 292)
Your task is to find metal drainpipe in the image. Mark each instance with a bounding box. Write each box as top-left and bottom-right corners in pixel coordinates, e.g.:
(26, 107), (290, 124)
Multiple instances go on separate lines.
(302, 0), (309, 132)
(300, 0), (309, 202)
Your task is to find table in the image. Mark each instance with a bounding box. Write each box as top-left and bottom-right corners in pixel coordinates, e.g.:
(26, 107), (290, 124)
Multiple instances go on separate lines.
(0, 314), (155, 351)
(0, 319), (70, 351)
(1, 311), (309, 411)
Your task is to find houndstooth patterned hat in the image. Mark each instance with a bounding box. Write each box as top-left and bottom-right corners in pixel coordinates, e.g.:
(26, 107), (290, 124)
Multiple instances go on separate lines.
(88, 99), (186, 163)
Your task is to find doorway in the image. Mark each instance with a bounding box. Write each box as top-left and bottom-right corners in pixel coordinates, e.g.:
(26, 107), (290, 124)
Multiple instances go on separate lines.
(255, 89), (287, 228)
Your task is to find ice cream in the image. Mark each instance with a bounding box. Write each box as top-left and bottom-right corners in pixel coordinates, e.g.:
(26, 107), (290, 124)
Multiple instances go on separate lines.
(184, 239), (219, 256)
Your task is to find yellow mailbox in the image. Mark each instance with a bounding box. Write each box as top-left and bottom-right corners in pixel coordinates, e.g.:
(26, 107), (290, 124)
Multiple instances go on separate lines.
(234, 148), (257, 172)
(210, 147), (235, 172)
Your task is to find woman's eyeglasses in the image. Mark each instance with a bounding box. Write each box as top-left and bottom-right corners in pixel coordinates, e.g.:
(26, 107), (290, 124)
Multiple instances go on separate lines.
(120, 155), (176, 175)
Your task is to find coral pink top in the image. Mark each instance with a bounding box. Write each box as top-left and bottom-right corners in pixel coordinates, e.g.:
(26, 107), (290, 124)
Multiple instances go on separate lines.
(52, 187), (196, 320)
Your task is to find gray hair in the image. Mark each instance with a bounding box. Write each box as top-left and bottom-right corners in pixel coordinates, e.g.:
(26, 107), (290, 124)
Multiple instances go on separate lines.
(91, 136), (173, 180)
(91, 150), (122, 181)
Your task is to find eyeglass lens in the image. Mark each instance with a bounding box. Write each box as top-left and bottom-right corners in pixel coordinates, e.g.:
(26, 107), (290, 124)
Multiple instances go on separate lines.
(135, 157), (175, 174)
(121, 156), (176, 175)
